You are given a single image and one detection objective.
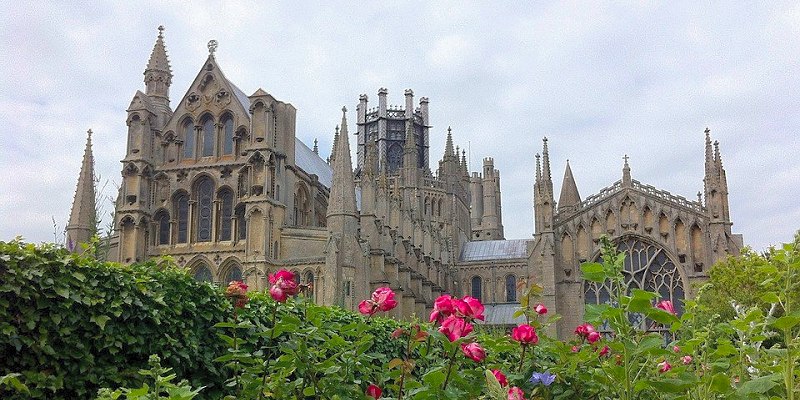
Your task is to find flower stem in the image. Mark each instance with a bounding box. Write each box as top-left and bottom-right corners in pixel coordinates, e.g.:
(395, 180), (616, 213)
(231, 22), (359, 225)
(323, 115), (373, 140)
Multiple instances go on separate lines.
(441, 345), (459, 391)
(398, 331), (414, 400)
(518, 344), (528, 373)
(257, 303), (279, 400)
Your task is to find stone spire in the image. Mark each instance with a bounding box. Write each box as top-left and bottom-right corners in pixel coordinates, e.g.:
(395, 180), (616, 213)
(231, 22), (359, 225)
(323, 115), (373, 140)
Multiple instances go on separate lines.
(535, 153), (541, 183)
(66, 129), (97, 252)
(542, 137), (551, 182)
(144, 26), (172, 100)
(363, 133), (377, 178)
(403, 115), (417, 167)
(704, 127), (716, 182)
(461, 149), (469, 176)
(328, 125), (340, 164)
(558, 160), (581, 212)
(327, 107), (359, 233)
(313, 138), (319, 154)
(445, 127), (455, 158)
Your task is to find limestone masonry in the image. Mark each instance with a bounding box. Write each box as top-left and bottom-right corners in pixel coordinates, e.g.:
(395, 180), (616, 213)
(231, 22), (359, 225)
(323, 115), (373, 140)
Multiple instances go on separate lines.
(66, 28), (743, 338)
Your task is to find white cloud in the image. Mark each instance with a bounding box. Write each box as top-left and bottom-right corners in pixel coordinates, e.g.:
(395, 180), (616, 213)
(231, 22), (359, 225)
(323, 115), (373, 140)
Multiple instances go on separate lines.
(0, 2), (798, 251)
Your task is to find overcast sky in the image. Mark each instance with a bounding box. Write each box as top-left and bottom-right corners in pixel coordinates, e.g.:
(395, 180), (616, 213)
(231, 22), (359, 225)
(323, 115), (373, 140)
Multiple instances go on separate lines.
(1, 2), (798, 251)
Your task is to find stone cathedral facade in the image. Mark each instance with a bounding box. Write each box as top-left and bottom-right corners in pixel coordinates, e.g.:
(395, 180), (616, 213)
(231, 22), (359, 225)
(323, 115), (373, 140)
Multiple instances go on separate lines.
(66, 28), (743, 338)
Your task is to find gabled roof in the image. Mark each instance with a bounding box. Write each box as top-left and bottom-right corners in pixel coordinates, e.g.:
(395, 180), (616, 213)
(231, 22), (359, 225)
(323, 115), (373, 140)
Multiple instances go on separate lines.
(295, 137), (332, 188)
(459, 239), (530, 262)
(228, 81), (251, 111)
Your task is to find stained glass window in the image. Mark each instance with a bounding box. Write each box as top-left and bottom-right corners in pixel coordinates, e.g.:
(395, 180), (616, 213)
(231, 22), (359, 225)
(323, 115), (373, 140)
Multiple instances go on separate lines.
(506, 274), (517, 302)
(235, 204), (247, 240)
(584, 237), (685, 331)
(225, 264), (242, 283)
(387, 144), (402, 173)
(218, 189), (233, 241)
(194, 264), (212, 282)
(175, 193), (189, 243)
(471, 276), (482, 302)
(222, 115), (234, 155)
(155, 210), (170, 245)
(202, 115), (214, 157)
(196, 177), (214, 242)
(183, 120), (195, 158)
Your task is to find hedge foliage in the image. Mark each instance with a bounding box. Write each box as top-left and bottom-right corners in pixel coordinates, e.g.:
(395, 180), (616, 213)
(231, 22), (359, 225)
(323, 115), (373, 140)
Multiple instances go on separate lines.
(0, 240), (406, 399)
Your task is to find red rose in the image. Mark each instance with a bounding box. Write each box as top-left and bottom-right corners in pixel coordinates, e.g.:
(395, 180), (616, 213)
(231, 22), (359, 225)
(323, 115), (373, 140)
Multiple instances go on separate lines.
(492, 369), (508, 387)
(365, 384), (382, 398)
(461, 342), (486, 362)
(511, 324), (538, 345)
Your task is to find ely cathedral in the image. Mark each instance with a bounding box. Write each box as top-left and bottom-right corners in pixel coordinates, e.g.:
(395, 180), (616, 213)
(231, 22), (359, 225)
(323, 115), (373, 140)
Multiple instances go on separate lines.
(66, 28), (743, 337)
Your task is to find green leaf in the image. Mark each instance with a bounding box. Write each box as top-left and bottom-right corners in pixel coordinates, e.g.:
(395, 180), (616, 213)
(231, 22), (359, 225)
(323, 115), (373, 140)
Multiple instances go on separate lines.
(54, 287), (69, 298)
(90, 315), (111, 330)
(771, 315), (800, 331)
(759, 292), (780, 304)
(736, 374), (780, 396)
(580, 262), (606, 282)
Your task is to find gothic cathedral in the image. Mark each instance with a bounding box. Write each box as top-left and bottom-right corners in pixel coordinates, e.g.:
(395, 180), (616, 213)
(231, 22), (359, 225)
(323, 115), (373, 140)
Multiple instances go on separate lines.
(66, 28), (743, 338)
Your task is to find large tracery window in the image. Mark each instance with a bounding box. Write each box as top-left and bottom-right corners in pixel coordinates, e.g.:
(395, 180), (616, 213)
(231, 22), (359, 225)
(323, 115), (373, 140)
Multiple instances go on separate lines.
(235, 203), (247, 240)
(387, 144), (402, 173)
(584, 237), (686, 331)
(195, 177), (214, 242)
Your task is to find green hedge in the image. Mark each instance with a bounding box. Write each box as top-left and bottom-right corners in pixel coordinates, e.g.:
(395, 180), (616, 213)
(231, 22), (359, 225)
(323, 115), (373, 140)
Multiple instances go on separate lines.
(0, 240), (231, 398)
(0, 240), (407, 399)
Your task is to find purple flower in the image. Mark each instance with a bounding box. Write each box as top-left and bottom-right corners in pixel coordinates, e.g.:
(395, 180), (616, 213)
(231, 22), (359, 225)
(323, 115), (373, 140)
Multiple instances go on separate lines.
(529, 371), (556, 386)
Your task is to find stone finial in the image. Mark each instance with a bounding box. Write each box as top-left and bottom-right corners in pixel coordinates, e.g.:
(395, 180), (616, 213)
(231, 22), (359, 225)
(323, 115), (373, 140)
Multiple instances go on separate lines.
(208, 40), (218, 56)
(313, 138), (319, 154)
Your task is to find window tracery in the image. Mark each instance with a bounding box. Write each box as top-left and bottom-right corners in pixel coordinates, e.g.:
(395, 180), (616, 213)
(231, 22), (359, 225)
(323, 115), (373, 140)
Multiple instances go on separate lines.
(194, 177), (214, 242)
(506, 274), (517, 302)
(182, 119), (195, 159)
(584, 237), (685, 331)
(218, 188), (233, 241)
(193, 264), (212, 282)
(174, 192), (189, 243)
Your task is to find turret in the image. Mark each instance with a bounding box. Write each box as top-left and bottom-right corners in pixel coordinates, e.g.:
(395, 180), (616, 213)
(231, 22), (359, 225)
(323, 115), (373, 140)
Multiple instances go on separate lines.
(534, 138), (554, 233)
(327, 107), (359, 234)
(557, 160), (581, 216)
(66, 129), (97, 252)
(143, 26), (172, 112)
(702, 128), (736, 262)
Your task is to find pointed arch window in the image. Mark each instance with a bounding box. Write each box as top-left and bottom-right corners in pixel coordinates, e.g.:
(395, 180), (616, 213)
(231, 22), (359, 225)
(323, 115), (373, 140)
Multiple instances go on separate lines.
(224, 263), (242, 283)
(584, 237), (686, 331)
(235, 204), (247, 240)
(218, 189), (234, 241)
(387, 144), (403, 173)
(506, 274), (517, 302)
(471, 276), (482, 302)
(193, 264), (213, 282)
(174, 192), (189, 243)
(201, 115), (214, 157)
(182, 119), (195, 159)
(154, 210), (170, 245)
(194, 177), (214, 242)
(222, 115), (234, 155)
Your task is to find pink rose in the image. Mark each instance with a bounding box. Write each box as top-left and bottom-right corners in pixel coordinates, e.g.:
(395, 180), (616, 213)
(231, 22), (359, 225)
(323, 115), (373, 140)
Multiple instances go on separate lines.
(574, 323), (595, 338)
(599, 345), (610, 357)
(459, 296), (485, 321)
(365, 384), (382, 399)
(439, 315), (473, 342)
(492, 369), (508, 387)
(511, 324), (538, 345)
(359, 287), (398, 316)
(658, 360), (672, 373)
(655, 300), (676, 315)
(534, 304), (548, 315)
(429, 295), (456, 323)
(461, 342), (486, 362)
(508, 386), (526, 400)
(587, 331), (601, 344)
(268, 269), (299, 302)
(682, 355), (693, 365)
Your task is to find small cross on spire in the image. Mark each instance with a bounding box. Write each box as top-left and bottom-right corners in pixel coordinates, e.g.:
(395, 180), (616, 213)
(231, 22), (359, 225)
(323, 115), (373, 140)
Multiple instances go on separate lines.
(623, 154), (629, 165)
(207, 40), (218, 56)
